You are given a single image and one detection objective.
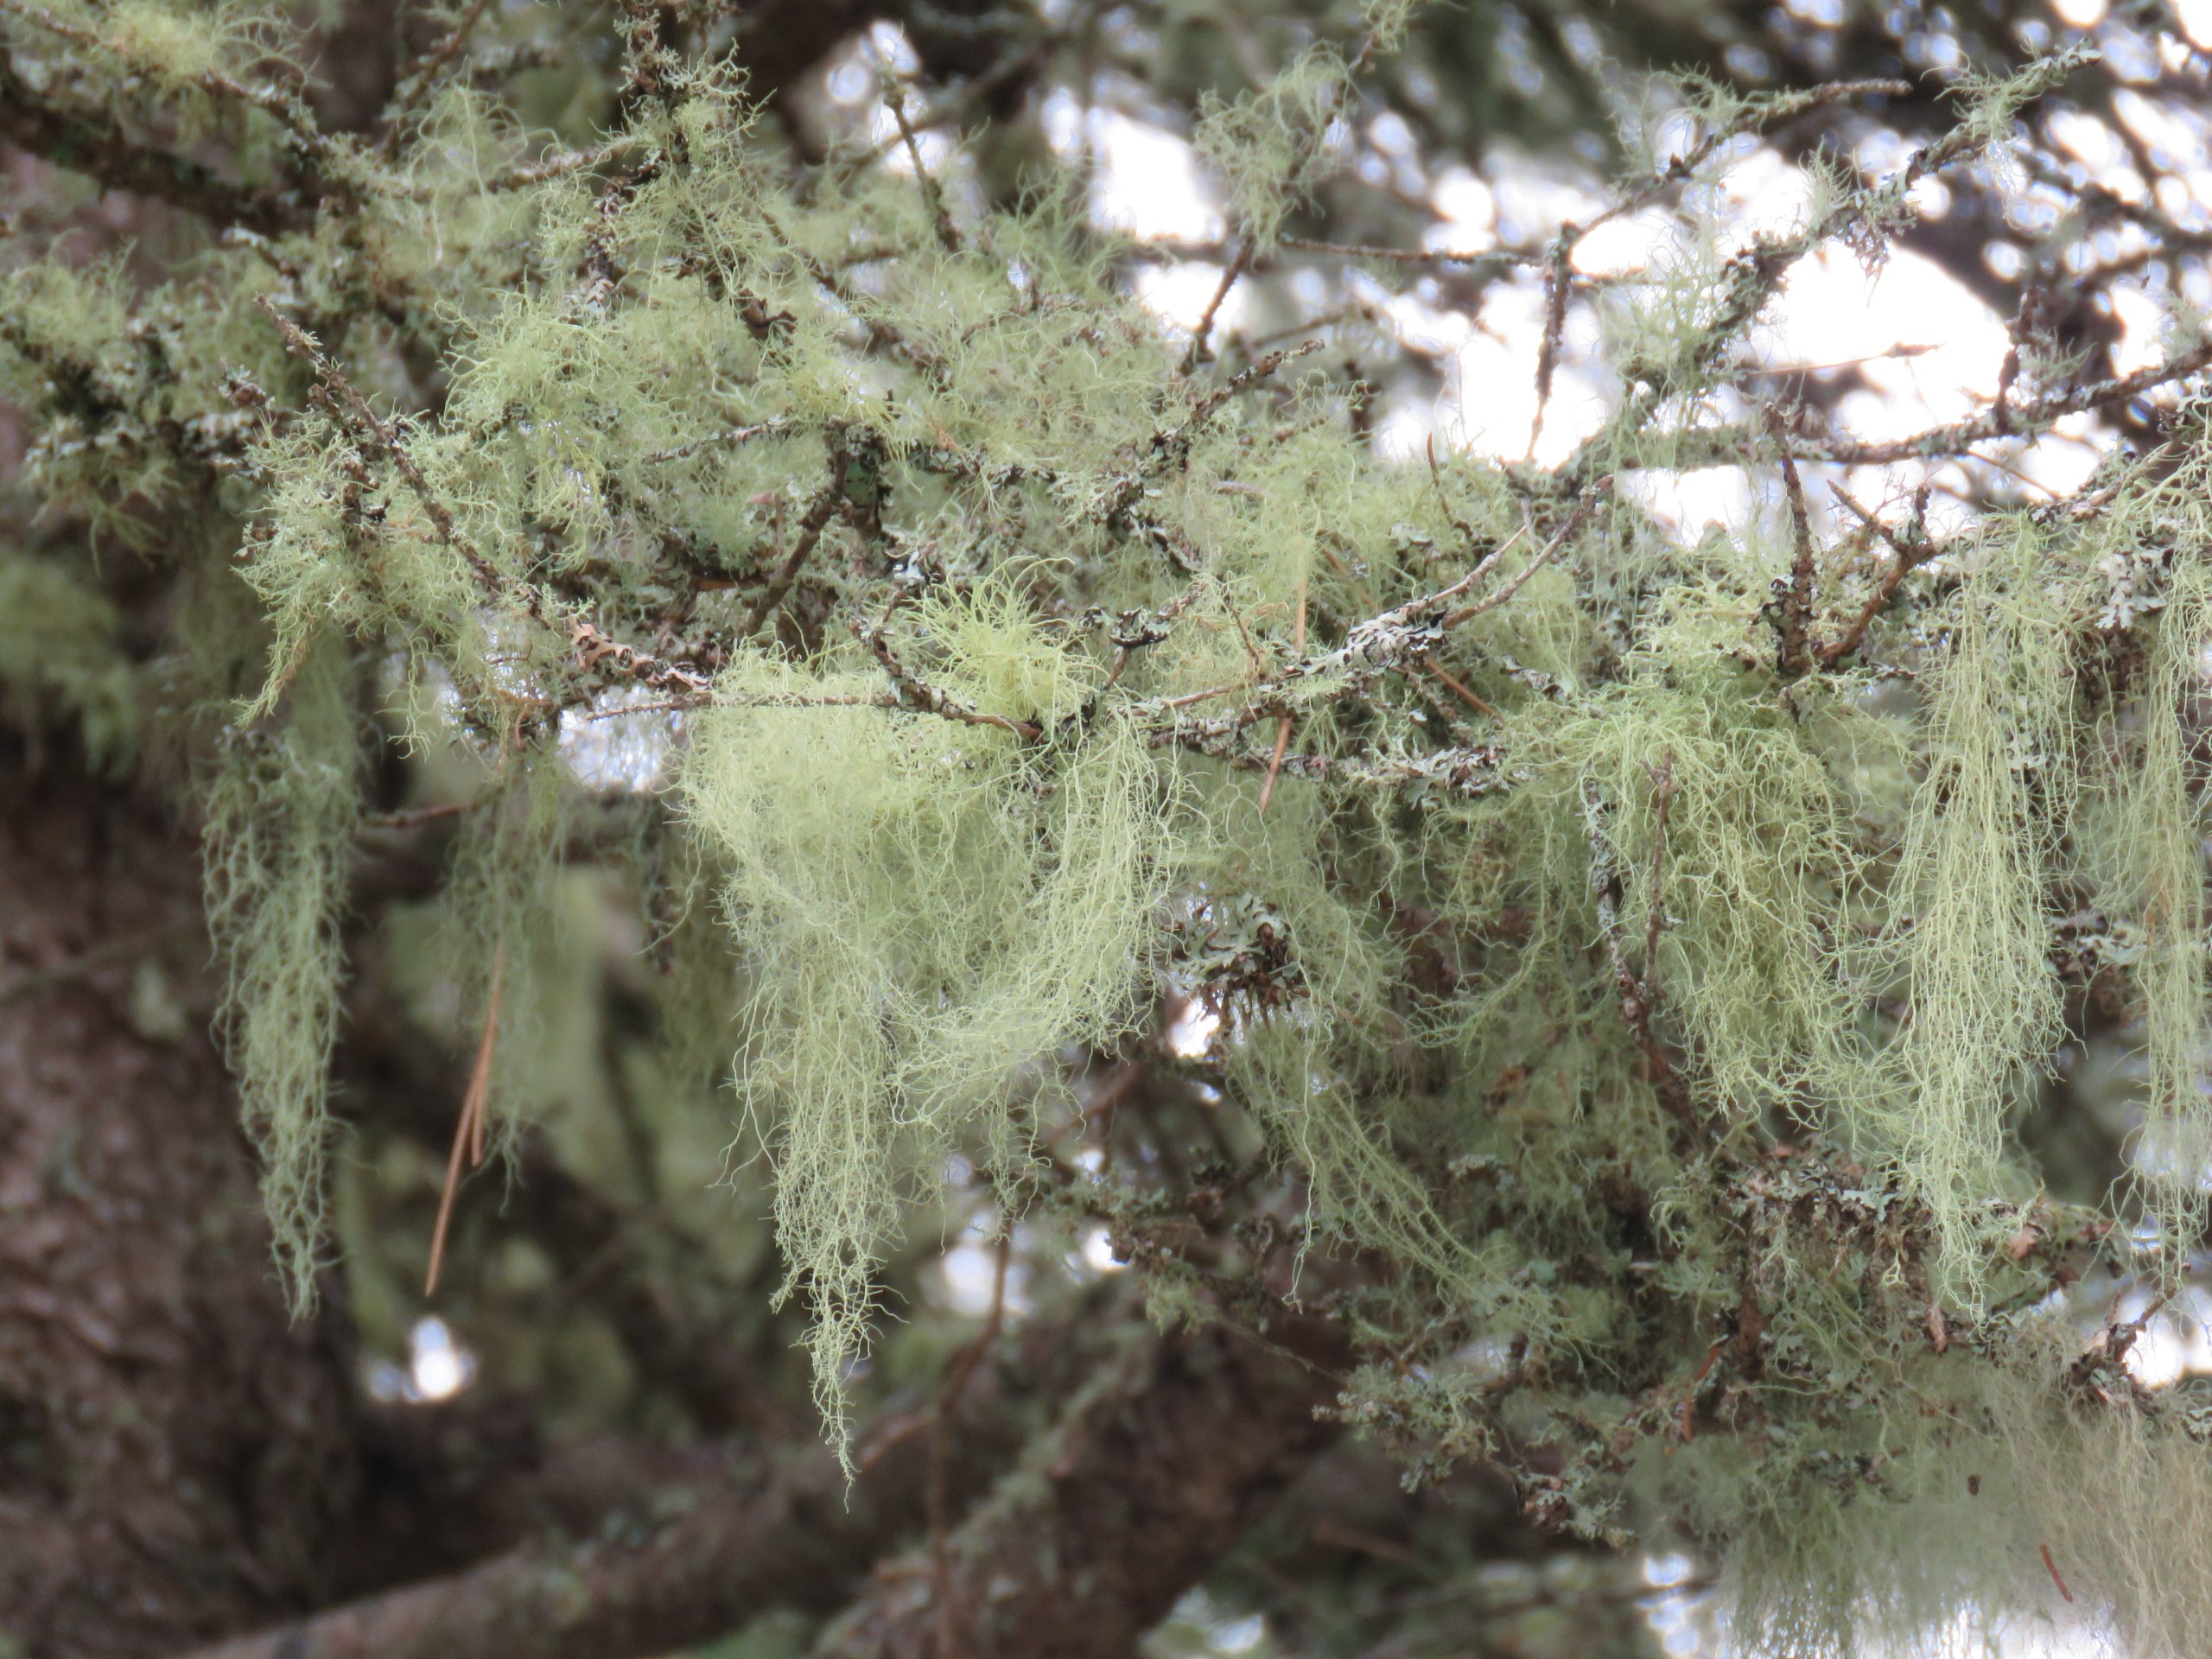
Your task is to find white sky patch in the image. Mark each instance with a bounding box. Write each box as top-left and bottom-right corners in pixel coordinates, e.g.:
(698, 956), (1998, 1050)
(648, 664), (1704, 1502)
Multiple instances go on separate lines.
(1039, 105), (1232, 332)
(1638, 1550), (1715, 1658)
(1643, 1552), (1697, 1589)
(1441, 279), (1610, 465)
(2121, 1286), (2212, 1389)
(1573, 207), (1675, 276)
(2108, 283), (2167, 376)
(1131, 260), (1243, 336)
(408, 1316), (474, 1400)
(1487, 152), (1608, 248)
(1760, 246), (2009, 436)
(1075, 1224), (1126, 1274)
(1370, 402), (1436, 464)
(1167, 1000), (1222, 1059)
(1428, 166), (1497, 251)
(872, 104), (957, 175)
(861, 20), (922, 76)
(1075, 108), (1224, 244)
(557, 685), (684, 793)
(1211, 1613), (1266, 1654)
(2113, 86), (2208, 178)
(366, 1315), (479, 1405)
(935, 1235), (1032, 1319)
(2048, 106), (2137, 188)
(1975, 413), (2106, 499)
(1625, 468), (1758, 539)
(1716, 145), (1819, 232)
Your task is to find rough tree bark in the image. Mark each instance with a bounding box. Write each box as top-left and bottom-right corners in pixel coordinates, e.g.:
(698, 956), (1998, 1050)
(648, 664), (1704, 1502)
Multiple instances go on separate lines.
(0, 743), (361, 1656)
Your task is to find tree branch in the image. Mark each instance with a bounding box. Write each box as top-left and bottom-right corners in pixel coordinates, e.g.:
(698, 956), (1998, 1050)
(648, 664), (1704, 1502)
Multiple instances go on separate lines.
(174, 1307), (1110, 1659)
(0, 51), (315, 232)
(813, 1313), (1349, 1659)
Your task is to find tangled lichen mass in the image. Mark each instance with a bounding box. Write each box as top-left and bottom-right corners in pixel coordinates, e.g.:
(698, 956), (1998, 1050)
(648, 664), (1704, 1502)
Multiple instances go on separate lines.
(11, 3), (2212, 1649)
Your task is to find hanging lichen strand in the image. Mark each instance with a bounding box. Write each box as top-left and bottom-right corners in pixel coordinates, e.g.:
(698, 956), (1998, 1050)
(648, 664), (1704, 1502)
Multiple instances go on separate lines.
(16, 2), (2212, 1646)
(1871, 524), (2082, 1304)
(680, 648), (1176, 1456)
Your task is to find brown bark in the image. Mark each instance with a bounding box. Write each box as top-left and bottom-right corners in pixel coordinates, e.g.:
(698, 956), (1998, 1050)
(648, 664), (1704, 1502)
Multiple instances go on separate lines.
(168, 1301), (1349, 1659)
(173, 1310), (1103, 1659)
(815, 1313), (1350, 1659)
(0, 744), (361, 1658)
(177, 1440), (944, 1659)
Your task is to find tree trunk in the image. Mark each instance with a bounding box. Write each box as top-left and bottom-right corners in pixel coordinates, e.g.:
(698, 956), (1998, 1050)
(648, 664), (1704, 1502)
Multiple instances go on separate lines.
(0, 745), (360, 1658)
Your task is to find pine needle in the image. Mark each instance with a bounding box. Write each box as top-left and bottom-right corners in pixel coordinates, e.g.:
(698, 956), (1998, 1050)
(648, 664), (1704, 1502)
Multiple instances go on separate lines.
(426, 944), (503, 1297)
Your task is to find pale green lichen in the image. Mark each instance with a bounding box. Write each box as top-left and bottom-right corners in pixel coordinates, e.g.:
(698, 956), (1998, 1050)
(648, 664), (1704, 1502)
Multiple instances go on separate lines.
(14, 17), (2212, 1644)
(201, 636), (362, 1310)
(680, 630), (1179, 1459)
(1868, 527), (2080, 1304)
(0, 546), (137, 769)
(1195, 45), (1356, 251)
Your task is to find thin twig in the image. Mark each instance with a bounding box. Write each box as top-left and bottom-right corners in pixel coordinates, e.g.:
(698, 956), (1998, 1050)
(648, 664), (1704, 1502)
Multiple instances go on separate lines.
(741, 475), (843, 639)
(853, 616), (1042, 740)
(1180, 239), (1255, 373)
(0, 54), (309, 232)
(1584, 777), (1704, 1143)
(1817, 481), (1933, 668)
(1652, 337), (2212, 473)
(886, 79), (960, 252)
(1258, 576), (1307, 814)
(2040, 1543), (2075, 1605)
(1526, 234), (1573, 461)
(1439, 487), (1599, 628)
(426, 944), (504, 1297)
(1643, 752), (1676, 982)
(1418, 652), (1499, 720)
(257, 298), (524, 611)
(362, 798), (475, 831)
(1425, 433), (1480, 550)
(381, 0), (495, 144)
(641, 419), (789, 466)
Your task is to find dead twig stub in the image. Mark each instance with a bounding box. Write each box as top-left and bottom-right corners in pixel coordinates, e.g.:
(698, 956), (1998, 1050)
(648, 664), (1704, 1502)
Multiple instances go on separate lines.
(1765, 405), (1818, 677)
